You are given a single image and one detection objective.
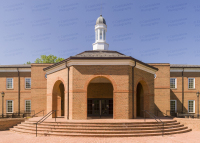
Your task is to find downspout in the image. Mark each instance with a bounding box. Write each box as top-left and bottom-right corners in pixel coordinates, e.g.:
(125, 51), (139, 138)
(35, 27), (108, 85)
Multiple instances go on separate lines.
(182, 68), (184, 113)
(17, 68), (20, 116)
(65, 62), (70, 120)
(132, 61), (136, 118)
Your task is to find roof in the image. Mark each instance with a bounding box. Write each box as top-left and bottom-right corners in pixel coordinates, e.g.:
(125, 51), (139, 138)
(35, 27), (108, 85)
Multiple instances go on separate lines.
(0, 64), (31, 68)
(96, 15), (106, 25)
(72, 50), (130, 58)
(43, 50), (158, 71)
(170, 64), (200, 68)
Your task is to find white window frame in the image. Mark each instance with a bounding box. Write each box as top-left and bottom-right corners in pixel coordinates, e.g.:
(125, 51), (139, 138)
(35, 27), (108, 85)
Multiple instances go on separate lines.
(170, 78), (177, 89)
(6, 100), (13, 113)
(188, 78), (195, 89)
(25, 100), (31, 112)
(170, 100), (177, 112)
(25, 78), (31, 89)
(6, 78), (13, 89)
(188, 100), (195, 113)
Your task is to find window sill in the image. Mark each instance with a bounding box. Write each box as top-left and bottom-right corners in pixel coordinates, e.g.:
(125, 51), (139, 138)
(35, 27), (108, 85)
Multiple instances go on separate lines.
(188, 88), (196, 90)
(170, 88), (177, 90)
(25, 88), (31, 90)
(6, 88), (14, 90)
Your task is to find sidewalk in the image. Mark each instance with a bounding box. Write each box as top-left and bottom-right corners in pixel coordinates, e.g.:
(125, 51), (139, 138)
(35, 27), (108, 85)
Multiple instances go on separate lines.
(0, 130), (200, 143)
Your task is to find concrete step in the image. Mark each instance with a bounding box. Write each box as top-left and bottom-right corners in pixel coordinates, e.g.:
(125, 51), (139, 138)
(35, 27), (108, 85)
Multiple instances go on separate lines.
(26, 120), (177, 124)
(10, 119), (192, 137)
(22, 122), (180, 127)
(17, 123), (184, 130)
(10, 128), (192, 137)
(13, 125), (188, 134)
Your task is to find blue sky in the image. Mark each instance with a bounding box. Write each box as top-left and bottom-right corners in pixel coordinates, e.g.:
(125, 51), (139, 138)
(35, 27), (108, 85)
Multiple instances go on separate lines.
(0, 0), (200, 65)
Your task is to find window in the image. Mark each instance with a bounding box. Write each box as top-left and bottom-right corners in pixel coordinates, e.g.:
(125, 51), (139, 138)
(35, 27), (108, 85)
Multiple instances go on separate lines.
(170, 78), (177, 89)
(6, 100), (13, 113)
(25, 100), (31, 112)
(100, 29), (102, 39)
(188, 78), (195, 89)
(25, 78), (31, 89)
(96, 30), (98, 40)
(6, 78), (13, 89)
(103, 30), (105, 40)
(188, 100), (195, 113)
(170, 100), (177, 112)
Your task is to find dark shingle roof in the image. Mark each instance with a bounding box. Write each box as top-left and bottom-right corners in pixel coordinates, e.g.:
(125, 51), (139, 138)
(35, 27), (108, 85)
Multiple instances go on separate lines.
(72, 50), (130, 58)
(170, 64), (200, 68)
(0, 64), (31, 68)
(43, 50), (158, 71)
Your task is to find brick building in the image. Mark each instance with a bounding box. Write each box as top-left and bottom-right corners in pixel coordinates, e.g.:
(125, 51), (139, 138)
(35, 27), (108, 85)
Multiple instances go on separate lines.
(0, 15), (199, 120)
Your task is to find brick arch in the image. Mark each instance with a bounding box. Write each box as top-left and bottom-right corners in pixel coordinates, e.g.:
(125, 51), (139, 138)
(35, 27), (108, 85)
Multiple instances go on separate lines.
(51, 77), (66, 118)
(51, 77), (66, 94)
(135, 78), (150, 95)
(135, 78), (151, 117)
(84, 75), (117, 92)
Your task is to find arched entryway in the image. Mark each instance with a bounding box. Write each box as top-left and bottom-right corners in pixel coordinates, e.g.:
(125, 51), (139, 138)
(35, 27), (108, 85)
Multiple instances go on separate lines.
(52, 80), (65, 118)
(136, 82), (144, 117)
(87, 77), (113, 118)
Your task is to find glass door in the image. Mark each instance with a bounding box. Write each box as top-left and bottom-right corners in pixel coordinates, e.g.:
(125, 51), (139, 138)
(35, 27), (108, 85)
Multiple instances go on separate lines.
(87, 99), (113, 117)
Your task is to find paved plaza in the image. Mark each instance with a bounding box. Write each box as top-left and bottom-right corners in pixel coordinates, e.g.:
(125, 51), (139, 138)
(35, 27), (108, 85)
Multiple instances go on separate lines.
(0, 130), (200, 143)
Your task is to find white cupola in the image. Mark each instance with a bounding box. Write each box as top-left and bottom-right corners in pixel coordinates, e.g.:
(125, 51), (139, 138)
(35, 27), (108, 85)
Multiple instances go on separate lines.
(93, 15), (109, 50)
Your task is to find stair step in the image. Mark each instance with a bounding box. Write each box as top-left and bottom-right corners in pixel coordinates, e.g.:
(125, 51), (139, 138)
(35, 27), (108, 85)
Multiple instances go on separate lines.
(17, 123), (184, 130)
(10, 128), (192, 137)
(13, 126), (188, 134)
(22, 122), (180, 127)
(10, 119), (192, 137)
(26, 120), (177, 124)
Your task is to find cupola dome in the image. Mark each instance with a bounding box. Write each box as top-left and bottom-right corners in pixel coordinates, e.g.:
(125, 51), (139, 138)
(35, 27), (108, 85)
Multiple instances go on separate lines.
(96, 15), (106, 25)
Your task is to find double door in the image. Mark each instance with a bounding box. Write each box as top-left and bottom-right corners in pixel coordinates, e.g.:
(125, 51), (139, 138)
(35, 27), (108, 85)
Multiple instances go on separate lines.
(87, 98), (113, 117)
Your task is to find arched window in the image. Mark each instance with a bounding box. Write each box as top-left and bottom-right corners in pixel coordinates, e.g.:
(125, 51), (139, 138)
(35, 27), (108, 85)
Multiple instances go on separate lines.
(100, 29), (102, 40)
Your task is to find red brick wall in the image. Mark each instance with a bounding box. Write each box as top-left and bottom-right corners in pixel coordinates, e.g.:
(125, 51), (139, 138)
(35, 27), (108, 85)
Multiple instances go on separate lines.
(0, 118), (25, 131)
(171, 72), (200, 113)
(133, 67), (155, 118)
(149, 63), (170, 116)
(0, 72), (31, 114)
(31, 64), (52, 116)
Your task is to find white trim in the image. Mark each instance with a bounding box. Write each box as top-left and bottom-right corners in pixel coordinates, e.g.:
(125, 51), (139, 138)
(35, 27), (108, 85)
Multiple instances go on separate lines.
(0, 68), (31, 72)
(188, 78), (195, 89)
(6, 78), (13, 89)
(46, 59), (157, 75)
(25, 78), (31, 89)
(67, 59), (136, 66)
(170, 78), (177, 89)
(45, 63), (66, 75)
(170, 100), (177, 112)
(135, 62), (157, 74)
(25, 100), (31, 112)
(6, 100), (13, 113)
(188, 100), (195, 113)
(170, 68), (200, 72)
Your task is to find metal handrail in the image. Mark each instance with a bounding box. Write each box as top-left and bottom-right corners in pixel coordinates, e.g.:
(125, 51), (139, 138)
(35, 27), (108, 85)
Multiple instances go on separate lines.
(35, 110), (57, 137)
(143, 110), (165, 136)
(32, 110), (44, 117)
(158, 110), (174, 118)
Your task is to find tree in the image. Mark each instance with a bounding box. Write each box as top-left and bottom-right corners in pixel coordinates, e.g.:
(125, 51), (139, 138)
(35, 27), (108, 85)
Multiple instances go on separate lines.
(25, 61), (31, 64)
(34, 55), (65, 63)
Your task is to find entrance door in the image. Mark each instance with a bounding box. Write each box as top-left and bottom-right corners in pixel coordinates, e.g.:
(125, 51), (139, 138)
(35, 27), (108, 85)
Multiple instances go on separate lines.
(87, 98), (113, 117)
